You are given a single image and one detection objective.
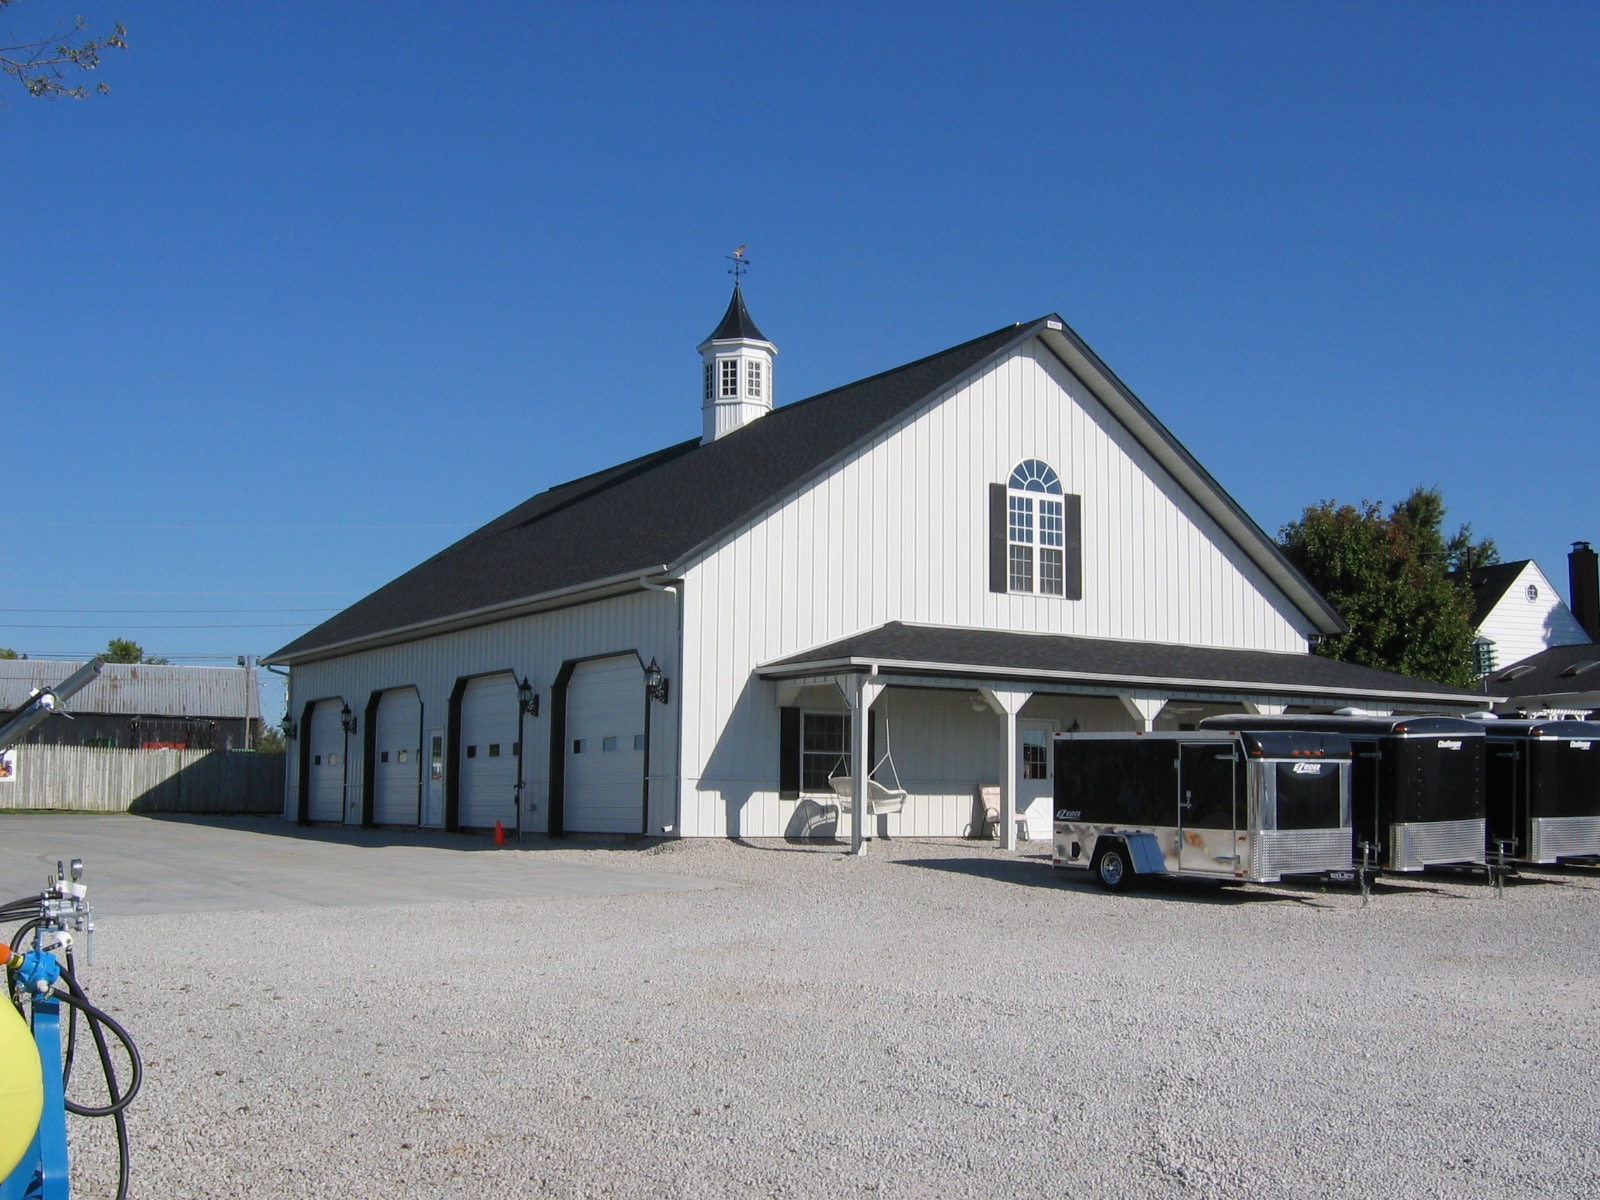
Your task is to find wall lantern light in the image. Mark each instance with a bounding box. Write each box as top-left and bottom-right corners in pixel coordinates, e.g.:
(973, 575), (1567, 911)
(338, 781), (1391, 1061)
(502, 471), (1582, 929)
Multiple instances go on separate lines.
(339, 703), (357, 736)
(644, 657), (669, 705)
(281, 716), (298, 740)
(517, 676), (540, 718)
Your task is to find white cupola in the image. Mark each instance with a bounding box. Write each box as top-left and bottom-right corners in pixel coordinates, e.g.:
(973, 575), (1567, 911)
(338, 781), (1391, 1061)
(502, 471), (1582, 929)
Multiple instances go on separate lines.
(698, 283), (776, 444)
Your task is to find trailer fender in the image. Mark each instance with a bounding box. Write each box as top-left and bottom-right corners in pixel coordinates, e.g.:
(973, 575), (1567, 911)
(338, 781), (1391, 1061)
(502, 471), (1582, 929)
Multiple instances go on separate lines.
(1124, 832), (1167, 875)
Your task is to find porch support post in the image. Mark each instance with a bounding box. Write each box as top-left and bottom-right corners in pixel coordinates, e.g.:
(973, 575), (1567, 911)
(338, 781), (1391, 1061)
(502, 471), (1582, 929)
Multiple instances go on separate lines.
(1118, 693), (1167, 731)
(978, 685), (1032, 853)
(838, 675), (884, 856)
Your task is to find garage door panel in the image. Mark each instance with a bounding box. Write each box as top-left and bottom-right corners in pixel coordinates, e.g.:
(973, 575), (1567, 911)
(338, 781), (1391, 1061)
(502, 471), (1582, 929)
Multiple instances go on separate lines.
(373, 689), (422, 825)
(460, 674), (519, 829)
(565, 657), (646, 834)
(307, 700), (347, 822)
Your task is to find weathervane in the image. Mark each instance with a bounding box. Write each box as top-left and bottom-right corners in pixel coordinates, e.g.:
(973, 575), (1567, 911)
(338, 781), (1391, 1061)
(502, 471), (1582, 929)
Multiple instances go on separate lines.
(726, 244), (750, 282)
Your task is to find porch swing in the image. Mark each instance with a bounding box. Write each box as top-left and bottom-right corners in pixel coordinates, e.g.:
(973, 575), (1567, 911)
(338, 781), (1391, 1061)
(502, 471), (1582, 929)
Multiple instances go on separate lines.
(826, 691), (907, 816)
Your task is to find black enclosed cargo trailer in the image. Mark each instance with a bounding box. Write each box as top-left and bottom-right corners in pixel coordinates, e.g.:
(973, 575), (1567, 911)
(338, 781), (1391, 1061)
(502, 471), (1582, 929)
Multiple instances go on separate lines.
(1197, 715), (1486, 871)
(1479, 719), (1600, 863)
(1052, 730), (1353, 891)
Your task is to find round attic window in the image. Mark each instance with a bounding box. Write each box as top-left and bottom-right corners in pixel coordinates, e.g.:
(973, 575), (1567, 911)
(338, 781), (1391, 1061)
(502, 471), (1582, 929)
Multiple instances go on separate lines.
(1526, 584), (1539, 602)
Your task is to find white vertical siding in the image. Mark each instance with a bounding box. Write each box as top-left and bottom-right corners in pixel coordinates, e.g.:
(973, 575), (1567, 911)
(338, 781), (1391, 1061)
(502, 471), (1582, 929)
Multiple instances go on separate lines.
(678, 340), (1317, 836)
(1477, 562), (1593, 670)
(284, 590), (679, 834)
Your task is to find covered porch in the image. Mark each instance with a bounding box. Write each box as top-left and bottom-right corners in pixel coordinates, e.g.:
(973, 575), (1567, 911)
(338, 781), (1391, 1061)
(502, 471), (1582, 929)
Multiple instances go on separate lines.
(757, 622), (1494, 854)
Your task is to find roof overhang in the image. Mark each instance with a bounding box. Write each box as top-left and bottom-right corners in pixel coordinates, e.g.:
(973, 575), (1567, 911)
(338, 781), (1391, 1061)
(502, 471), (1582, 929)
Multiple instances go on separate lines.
(1033, 319), (1348, 636)
(759, 653), (1495, 710)
(264, 566), (674, 667)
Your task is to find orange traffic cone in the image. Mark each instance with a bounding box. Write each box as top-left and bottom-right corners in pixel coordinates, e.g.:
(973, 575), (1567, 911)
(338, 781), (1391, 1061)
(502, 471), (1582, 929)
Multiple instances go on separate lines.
(493, 819), (505, 846)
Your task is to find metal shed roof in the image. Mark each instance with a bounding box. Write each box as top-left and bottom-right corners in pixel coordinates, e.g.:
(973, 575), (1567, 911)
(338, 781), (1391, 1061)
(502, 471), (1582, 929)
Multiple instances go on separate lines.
(0, 660), (260, 720)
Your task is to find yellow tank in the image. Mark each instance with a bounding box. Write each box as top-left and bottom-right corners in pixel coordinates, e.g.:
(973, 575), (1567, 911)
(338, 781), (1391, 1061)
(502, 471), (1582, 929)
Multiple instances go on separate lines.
(0, 998), (44, 1178)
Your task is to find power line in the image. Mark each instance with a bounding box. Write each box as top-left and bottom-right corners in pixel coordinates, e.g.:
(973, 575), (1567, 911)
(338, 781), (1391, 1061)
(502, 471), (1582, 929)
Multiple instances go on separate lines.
(0, 623), (318, 630)
(0, 590), (354, 597)
(1, 608), (335, 615)
(2, 521), (470, 531)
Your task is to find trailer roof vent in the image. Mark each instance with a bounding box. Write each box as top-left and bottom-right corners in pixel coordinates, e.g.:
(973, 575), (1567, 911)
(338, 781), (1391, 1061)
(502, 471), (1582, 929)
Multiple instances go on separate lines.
(1558, 659), (1599, 678)
(1497, 664), (1536, 681)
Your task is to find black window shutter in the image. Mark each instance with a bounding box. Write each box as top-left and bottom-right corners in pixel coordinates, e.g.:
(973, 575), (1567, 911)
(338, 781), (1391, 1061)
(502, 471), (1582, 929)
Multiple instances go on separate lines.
(779, 707), (800, 799)
(989, 482), (1008, 593)
(1063, 493), (1083, 600)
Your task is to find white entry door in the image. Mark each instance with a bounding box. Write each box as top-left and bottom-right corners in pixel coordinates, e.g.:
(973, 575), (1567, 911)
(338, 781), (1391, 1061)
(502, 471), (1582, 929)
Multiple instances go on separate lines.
(306, 700), (347, 823)
(422, 727), (445, 828)
(564, 656), (646, 833)
(372, 689), (422, 825)
(1017, 720), (1056, 841)
(459, 674), (519, 830)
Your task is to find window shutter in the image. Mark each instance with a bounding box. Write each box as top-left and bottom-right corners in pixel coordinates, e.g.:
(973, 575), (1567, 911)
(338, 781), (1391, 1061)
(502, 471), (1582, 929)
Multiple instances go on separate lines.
(1063, 493), (1083, 600)
(989, 483), (1008, 593)
(779, 706), (800, 799)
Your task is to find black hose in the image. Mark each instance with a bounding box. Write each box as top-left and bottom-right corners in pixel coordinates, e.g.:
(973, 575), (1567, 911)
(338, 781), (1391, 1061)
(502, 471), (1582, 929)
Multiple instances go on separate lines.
(56, 979), (143, 1116)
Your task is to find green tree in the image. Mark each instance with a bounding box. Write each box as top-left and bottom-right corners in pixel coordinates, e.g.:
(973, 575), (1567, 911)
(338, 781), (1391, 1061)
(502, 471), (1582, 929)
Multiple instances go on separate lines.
(0, 647), (22, 659)
(254, 726), (286, 754)
(1, 1), (126, 100)
(1278, 486), (1495, 688)
(103, 637), (142, 663)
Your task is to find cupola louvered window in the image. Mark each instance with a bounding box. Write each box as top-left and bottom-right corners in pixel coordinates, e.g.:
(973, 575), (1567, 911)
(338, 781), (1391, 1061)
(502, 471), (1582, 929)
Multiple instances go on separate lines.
(720, 359), (739, 398)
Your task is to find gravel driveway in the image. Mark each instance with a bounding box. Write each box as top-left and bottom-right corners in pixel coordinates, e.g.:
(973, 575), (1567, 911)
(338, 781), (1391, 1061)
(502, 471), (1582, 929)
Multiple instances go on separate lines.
(42, 831), (1600, 1199)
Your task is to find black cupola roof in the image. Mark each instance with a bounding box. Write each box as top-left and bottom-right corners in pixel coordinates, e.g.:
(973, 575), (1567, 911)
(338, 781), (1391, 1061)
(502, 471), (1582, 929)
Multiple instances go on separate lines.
(704, 284), (768, 343)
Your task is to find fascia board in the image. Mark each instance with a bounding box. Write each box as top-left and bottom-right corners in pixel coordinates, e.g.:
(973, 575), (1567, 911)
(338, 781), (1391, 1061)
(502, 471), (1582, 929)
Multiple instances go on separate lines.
(757, 653), (1495, 707)
(664, 323), (1046, 577)
(1035, 322), (1348, 637)
(264, 566), (672, 667)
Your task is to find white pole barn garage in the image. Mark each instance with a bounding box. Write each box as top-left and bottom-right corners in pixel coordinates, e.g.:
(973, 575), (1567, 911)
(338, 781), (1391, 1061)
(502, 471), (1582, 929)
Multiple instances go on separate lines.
(268, 287), (1491, 847)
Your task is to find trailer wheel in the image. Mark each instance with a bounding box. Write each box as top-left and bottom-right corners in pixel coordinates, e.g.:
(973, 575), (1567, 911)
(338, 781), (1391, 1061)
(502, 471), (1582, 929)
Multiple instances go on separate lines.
(1093, 841), (1132, 892)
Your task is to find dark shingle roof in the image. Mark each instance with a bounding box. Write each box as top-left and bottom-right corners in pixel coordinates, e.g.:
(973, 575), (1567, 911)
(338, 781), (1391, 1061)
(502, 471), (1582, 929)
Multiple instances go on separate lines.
(1451, 560), (1531, 628)
(1486, 642), (1600, 701)
(760, 621), (1491, 704)
(269, 321), (1027, 662)
(704, 285), (767, 343)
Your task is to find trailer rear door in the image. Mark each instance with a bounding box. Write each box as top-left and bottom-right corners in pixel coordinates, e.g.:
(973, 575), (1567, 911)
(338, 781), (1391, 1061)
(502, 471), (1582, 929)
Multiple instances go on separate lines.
(1178, 742), (1239, 876)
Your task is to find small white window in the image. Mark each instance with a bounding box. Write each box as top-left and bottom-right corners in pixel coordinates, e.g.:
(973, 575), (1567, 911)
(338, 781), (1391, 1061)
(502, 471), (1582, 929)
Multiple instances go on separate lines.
(327, 752), (338, 766)
(398, 749), (408, 764)
(634, 734), (646, 751)
(380, 751), (389, 764)
(746, 359), (762, 399)
(720, 358), (739, 398)
(602, 736), (618, 752)
(572, 739), (585, 754)
(1022, 729), (1050, 780)
(488, 743), (501, 757)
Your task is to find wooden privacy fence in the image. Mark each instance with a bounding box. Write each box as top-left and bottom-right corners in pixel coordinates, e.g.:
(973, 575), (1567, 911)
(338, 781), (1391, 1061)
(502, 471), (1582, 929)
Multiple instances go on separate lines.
(0, 745), (284, 814)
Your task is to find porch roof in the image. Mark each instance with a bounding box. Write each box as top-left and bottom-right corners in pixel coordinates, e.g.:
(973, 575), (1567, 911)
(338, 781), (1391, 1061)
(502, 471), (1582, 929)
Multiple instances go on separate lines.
(757, 622), (1497, 709)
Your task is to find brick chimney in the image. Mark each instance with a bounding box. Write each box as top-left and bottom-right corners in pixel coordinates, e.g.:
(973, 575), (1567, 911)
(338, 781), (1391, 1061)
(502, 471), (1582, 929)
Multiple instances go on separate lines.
(1570, 541), (1600, 642)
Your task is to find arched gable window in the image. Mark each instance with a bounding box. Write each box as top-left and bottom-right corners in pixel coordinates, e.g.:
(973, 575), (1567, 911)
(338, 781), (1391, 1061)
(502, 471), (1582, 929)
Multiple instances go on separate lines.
(989, 460), (1082, 599)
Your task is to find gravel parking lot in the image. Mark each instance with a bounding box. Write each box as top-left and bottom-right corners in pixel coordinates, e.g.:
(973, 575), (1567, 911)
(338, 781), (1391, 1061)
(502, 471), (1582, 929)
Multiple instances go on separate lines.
(23, 819), (1600, 1199)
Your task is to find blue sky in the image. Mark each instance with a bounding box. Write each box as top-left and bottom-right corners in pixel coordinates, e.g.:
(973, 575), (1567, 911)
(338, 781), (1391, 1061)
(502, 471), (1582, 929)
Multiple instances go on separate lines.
(4, 1), (1596, 723)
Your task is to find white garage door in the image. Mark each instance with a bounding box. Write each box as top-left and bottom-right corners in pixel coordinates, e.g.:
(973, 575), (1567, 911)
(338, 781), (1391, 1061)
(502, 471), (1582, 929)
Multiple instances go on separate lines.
(306, 699), (347, 823)
(373, 689), (422, 825)
(459, 674), (519, 830)
(564, 656), (646, 833)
